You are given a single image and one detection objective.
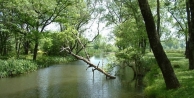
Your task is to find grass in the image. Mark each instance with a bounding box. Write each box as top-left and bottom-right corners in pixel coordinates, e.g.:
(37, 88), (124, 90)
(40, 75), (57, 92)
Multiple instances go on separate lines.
(143, 50), (194, 98)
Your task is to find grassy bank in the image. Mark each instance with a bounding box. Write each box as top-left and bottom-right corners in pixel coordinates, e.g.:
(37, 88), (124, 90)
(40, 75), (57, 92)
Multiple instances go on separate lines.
(0, 59), (37, 78)
(0, 55), (75, 78)
(143, 50), (194, 98)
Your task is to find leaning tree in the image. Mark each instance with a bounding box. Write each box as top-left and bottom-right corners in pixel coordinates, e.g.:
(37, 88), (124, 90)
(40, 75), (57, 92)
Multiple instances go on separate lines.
(138, 0), (180, 89)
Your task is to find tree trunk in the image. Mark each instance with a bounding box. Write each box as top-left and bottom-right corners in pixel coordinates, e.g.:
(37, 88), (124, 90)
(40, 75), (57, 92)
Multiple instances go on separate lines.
(23, 33), (30, 55)
(185, 0), (190, 58)
(33, 24), (39, 61)
(188, 0), (194, 69)
(23, 41), (30, 55)
(33, 40), (38, 61)
(157, 0), (160, 37)
(2, 35), (8, 56)
(15, 39), (21, 59)
(185, 41), (189, 58)
(138, 0), (180, 89)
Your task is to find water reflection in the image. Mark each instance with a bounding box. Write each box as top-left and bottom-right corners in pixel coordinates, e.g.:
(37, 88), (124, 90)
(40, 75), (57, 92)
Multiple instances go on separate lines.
(37, 68), (50, 98)
(0, 56), (143, 98)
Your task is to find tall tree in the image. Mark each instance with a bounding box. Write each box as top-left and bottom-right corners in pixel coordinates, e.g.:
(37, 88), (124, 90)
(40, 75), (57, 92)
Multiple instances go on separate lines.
(138, 0), (180, 89)
(0, 0), (14, 56)
(11, 0), (74, 60)
(188, 0), (194, 69)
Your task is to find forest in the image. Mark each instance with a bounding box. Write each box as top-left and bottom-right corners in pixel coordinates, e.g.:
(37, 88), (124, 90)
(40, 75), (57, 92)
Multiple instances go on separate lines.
(0, 0), (194, 97)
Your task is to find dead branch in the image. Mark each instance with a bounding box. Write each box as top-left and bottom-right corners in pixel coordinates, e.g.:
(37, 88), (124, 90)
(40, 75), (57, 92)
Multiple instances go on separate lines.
(71, 21), (100, 67)
(88, 20), (100, 43)
(61, 47), (116, 79)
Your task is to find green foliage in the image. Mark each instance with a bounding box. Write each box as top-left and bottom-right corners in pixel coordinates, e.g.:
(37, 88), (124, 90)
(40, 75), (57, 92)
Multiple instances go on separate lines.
(114, 19), (143, 50)
(141, 52), (159, 86)
(0, 0), (89, 60)
(86, 47), (102, 57)
(0, 55), (75, 78)
(162, 38), (185, 50)
(41, 37), (53, 52)
(113, 19), (147, 69)
(104, 0), (148, 54)
(104, 53), (118, 73)
(41, 27), (78, 56)
(0, 59), (37, 78)
(140, 55), (157, 71)
(115, 46), (142, 61)
(92, 35), (106, 50)
(90, 34), (117, 56)
(104, 44), (117, 52)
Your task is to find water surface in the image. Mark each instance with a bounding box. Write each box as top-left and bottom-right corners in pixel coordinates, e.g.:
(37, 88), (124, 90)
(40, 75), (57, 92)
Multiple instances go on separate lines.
(0, 56), (143, 98)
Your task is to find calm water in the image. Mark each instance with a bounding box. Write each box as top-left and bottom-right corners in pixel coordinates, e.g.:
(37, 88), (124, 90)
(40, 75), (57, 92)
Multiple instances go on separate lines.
(0, 56), (144, 98)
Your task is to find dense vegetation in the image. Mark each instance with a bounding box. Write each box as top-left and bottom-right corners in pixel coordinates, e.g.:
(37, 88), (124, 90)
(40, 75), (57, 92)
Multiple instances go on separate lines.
(0, 59), (37, 78)
(1, 0), (194, 97)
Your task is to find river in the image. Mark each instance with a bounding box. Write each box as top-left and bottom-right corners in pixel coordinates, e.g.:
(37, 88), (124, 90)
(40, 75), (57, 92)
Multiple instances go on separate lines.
(0, 56), (144, 98)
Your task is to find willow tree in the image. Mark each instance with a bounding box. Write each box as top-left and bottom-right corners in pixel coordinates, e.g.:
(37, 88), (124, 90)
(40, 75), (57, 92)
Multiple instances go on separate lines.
(138, 0), (180, 89)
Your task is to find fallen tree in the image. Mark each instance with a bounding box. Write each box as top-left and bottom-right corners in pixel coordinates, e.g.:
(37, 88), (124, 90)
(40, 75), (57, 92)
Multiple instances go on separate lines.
(61, 47), (116, 79)
(59, 16), (116, 79)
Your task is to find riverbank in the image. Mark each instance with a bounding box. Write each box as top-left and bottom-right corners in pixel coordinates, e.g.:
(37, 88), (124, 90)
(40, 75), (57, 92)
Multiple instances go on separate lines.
(0, 56), (75, 78)
(143, 51), (194, 97)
